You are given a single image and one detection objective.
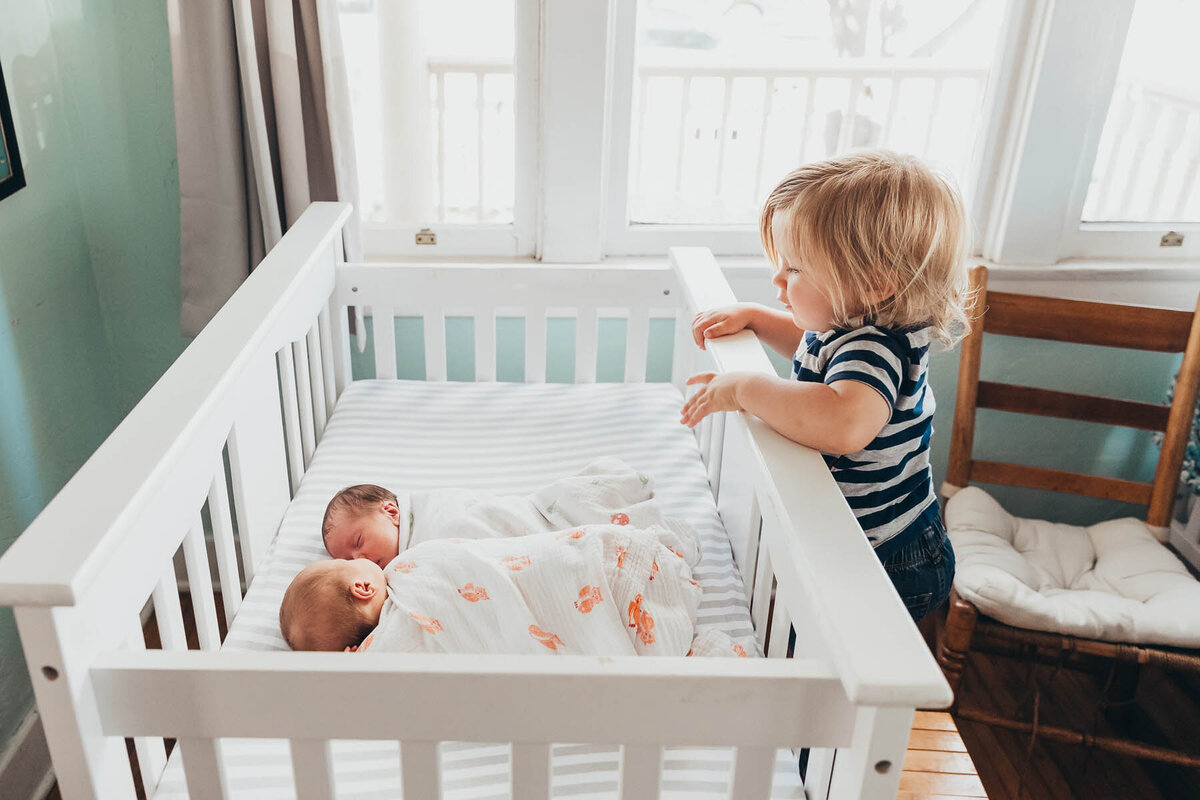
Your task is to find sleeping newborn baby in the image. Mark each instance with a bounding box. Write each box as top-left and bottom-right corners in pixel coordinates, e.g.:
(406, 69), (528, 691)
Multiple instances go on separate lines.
(280, 523), (740, 657)
(319, 458), (699, 569)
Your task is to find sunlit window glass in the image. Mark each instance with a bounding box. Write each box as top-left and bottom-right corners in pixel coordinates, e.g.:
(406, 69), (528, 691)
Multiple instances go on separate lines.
(628, 0), (1010, 225)
(1082, 0), (1200, 224)
(338, 0), (515, 226)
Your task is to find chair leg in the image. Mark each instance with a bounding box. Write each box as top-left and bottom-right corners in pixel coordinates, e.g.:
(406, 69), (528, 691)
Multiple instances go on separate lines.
(936, 588), (978, 706)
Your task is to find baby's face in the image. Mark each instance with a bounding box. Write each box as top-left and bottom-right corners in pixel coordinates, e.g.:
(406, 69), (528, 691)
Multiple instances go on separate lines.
(324, 502), (401, 568)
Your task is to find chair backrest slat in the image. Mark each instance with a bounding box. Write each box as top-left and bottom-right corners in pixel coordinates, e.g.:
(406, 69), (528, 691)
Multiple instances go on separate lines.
(984, 291), (1194, 352)
(947, 266), (1200, 527)
(971, 460), (1153, 506)
(976, 381), (1171, 432)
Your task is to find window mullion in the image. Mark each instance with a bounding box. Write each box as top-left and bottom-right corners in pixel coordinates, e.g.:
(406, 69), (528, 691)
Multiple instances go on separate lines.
(538, 0), (612, 261)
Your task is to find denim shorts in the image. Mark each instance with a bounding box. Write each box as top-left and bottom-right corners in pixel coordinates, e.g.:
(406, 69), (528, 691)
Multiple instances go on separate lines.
(878, 502), (955, 623)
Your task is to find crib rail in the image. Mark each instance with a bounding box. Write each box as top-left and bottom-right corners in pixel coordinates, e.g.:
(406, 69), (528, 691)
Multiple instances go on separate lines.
(670, 246), (952, 711)
(333, 262), (685, 385)
(89, 651), (854, 800)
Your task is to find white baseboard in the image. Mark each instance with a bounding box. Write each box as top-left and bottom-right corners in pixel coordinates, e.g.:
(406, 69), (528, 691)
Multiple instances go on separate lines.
(0, 709), (54, 800)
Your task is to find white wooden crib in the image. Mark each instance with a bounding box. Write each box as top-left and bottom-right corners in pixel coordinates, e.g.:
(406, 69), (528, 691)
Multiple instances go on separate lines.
(0, 203), (951, 800)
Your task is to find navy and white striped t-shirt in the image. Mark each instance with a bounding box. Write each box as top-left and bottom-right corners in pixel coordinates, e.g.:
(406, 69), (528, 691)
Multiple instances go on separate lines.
(793, 325), (935, 555)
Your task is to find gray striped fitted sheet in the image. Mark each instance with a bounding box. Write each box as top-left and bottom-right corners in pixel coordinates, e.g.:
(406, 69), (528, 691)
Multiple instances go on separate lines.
(155, 381), (805, 798)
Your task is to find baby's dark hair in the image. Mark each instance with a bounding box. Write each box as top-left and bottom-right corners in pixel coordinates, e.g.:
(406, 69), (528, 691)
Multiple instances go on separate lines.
(322, 484), (398, 542)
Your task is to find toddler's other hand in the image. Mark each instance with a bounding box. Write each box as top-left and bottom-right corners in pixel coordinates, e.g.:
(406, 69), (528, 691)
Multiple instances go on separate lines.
(691, 305), (755, 350)
(681, 372), (744, 428)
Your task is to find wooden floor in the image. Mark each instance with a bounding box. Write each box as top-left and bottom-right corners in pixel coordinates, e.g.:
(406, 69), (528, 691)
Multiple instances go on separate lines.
(901, 711), (988, 799)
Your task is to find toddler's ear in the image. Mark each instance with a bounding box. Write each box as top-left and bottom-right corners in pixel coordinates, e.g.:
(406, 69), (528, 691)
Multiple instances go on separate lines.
(350, 579), (376, 601)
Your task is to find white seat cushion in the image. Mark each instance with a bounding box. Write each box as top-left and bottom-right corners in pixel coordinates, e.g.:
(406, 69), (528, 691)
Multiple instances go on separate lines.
(946, 486), (1200, 647)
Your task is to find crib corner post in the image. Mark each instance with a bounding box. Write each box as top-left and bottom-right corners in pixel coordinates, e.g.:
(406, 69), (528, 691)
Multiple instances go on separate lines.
(15, 606), (139, 800)
(825, 705), (913, 800)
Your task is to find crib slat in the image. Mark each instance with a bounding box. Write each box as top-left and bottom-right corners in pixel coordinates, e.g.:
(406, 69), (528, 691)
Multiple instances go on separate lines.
(672, 308), (692, 389)
(293, 339), (316, 469)
(576, 309), (598, 383)
(424, 311), (447, 381)
(475, 310), (497, 381)
(276, 349), (305, 494)
(355, 305), (368, 354)
(401, 741), (440, 797)
(318, 305), (339, 411)
(706, 411), (726, 498)
(208, 459), (242, 628)
(625, 311), (650, 383)
(526, 310), (547, 383)
(767, 586), (793, 660)
(328, 300), (352, 399)
(181, 517), (221, 651)
(739, 492), (762, 604)
(511, 743), (551, 799)
(307, 323), (329, 439)
(751, 547), (773, 653)
(152, 559), (187, 652)
(180, 738), (229, 799)
(372, 305), (397, 379)
(618, 745), (661, 799)
(730, 746), (777, 799)
(126, 618), (167, 798)
(290, 739), (336, 800)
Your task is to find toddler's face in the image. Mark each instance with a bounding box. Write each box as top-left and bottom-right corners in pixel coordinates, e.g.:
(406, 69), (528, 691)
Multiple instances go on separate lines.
(770, 212), (837, 332)
(324, 501), (401, 568)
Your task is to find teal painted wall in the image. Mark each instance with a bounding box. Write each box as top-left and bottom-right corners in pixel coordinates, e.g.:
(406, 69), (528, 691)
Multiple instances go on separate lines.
(0, 0), (181, 750)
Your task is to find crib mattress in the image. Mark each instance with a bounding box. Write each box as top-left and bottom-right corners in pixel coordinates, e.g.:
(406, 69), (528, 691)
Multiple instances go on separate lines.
(155, 380), (805, 798)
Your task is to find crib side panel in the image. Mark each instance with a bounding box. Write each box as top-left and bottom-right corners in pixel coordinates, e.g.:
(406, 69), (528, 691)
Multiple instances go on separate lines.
(333, 264), (682, 384)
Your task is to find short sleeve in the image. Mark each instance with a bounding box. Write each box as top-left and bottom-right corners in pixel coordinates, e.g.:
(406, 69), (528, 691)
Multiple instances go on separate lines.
(822, 328), (907, 408)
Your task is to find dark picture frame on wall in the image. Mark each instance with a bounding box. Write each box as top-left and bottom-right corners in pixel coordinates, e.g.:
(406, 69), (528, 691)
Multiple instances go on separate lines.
(0, 58), (26, 202)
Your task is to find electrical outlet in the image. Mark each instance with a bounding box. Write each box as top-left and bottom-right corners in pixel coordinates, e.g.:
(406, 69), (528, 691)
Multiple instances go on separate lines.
(415, 228), (437, 245)
(1161, 231), (1184, 247)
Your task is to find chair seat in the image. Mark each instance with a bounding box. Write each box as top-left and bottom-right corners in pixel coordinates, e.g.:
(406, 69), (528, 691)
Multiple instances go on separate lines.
(946, 486), (1200, 648)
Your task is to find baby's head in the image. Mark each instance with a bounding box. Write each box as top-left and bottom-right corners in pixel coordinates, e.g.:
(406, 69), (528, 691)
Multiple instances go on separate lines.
(279, 558), (386, 651)
(760, 149), (970, 344)
(322, 484), (401, 567)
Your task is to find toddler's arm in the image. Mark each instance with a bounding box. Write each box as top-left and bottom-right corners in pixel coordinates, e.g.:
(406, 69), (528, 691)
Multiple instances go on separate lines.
(680, 372), (890, 456)
(692, 303), (804, 360)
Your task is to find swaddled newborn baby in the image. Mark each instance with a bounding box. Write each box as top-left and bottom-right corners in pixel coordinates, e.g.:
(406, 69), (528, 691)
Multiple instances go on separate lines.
(281, 523), (743, 657)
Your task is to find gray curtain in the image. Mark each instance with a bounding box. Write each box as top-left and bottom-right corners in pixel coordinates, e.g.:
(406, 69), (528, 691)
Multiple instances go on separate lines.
(169, 0), (362, 337)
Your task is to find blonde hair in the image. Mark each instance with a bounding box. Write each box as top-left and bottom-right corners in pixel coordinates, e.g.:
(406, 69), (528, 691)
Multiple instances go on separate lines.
(760, 149), (971, 345)
(279, 562), (376, 651)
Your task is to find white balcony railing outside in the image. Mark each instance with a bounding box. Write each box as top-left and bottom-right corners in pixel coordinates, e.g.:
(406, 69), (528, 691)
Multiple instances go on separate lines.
(1083, 77), (1200, 224)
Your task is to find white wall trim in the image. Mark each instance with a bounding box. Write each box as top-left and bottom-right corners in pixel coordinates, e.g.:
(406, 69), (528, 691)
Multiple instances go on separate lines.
(0, 710), (55, 800)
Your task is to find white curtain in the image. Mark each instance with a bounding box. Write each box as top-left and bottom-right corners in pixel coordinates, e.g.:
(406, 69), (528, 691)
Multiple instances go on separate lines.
(168, 0), (362, 337)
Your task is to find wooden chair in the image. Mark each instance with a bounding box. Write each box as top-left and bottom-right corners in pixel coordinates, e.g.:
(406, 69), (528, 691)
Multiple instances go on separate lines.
(935, 264), (1200, 768)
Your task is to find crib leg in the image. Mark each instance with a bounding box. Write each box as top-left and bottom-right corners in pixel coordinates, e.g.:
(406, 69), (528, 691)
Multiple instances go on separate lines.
(826, 706), (913, 800)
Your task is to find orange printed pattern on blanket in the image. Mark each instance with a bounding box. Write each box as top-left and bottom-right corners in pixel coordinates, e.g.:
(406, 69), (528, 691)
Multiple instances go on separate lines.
(457, 583), (490, 602)
(410, 612), (443, 634)
(649, 561), (659, 581)
(501, 555), (531, 571)
(529, 624), (565, 651)
(392, 562), (418, 574)
(557, 529), (586, 540)
(573, 585), (603, 613)
(611, 512), (630, 525)
(615, 546), (627, 568)
(627, 594), (656, 645)
(733, 643), (747, 657)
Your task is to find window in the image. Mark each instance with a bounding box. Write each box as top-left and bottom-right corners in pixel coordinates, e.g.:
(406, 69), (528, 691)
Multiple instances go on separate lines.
(1081, 0), (1200, 224)
(337, 0), (536, 256)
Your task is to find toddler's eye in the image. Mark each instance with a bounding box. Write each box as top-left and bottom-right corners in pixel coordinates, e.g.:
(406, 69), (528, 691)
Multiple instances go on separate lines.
(786, 267), (799, 275)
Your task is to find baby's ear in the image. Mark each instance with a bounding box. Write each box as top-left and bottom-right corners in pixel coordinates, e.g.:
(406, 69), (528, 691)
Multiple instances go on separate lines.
(381, 499), (401, 526)
(349, 579), (375, 601)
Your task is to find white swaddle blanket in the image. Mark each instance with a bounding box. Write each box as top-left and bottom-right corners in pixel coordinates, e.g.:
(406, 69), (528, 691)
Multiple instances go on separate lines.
(396, 457), (702, 565)
(362, 524), (702, 656)
(355, 458), (746, 658)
